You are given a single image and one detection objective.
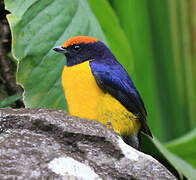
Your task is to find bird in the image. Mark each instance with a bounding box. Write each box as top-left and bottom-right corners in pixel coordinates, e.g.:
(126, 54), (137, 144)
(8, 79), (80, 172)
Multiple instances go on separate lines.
(53, 36), (152, 149)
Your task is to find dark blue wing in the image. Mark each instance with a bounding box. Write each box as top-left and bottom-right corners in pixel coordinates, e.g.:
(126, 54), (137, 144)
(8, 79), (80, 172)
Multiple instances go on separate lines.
(90, 59), (152, 137)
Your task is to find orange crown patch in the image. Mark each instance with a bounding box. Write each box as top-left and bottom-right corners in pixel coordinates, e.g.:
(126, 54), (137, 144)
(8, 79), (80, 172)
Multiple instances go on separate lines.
(62, 36), (98, 48)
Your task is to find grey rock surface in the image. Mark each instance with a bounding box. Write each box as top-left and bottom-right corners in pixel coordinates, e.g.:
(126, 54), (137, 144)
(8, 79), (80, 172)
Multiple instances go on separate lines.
(0, 108), (176, 180)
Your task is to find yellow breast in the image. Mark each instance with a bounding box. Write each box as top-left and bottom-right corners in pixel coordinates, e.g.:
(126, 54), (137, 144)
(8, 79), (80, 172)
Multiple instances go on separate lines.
(61, 61), (140, 135)
(61, 61), (104, 120)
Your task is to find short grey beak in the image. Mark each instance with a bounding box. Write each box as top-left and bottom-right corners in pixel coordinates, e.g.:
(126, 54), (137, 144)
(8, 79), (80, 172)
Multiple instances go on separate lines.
(53, 46), (67, 53)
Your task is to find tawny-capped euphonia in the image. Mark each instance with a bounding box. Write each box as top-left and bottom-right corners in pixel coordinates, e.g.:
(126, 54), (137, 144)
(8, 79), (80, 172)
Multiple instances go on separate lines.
(53, 36), (152, 149)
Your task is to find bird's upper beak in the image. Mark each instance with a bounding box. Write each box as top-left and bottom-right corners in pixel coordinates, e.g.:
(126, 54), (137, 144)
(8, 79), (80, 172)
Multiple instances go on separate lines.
(53, 46), (67, 54)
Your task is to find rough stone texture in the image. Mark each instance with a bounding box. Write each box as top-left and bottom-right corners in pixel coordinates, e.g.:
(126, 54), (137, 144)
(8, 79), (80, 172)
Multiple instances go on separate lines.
(0, 108), (176, 180)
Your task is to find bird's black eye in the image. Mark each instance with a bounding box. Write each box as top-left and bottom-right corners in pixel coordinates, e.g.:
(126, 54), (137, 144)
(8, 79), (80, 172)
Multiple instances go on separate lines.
(73, 45), (81, 51)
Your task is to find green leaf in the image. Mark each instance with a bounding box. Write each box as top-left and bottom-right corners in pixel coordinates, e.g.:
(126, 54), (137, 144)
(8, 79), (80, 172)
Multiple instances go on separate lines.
(155, 138), (196, 180)
(5, 0), (106, 109)
(0, 94), (22, 108)
(166, 129), (196, 168)
(142, 135), (196, 180)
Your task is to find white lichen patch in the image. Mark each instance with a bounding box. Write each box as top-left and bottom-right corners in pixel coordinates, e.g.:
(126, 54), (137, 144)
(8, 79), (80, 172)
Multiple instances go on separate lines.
(48, 156), (102, 180)
(117, 137), (139, 161)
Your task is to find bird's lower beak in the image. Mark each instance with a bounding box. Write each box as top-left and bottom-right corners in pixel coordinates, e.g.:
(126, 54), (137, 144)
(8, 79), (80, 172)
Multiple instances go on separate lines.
(53, 46), (67, 53)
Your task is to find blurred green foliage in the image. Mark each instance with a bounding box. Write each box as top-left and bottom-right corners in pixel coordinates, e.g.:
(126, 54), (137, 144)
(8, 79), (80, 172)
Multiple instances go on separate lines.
(0, 94), (21, 108)
(4, 0), (196, 179)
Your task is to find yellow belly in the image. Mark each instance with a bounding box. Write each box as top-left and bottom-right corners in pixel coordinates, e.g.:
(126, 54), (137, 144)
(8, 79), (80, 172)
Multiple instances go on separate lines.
(61, 61), (140, 135)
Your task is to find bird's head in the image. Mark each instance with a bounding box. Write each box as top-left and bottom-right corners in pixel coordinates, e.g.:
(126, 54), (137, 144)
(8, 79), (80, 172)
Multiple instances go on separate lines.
(53, 36), (113, 66)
